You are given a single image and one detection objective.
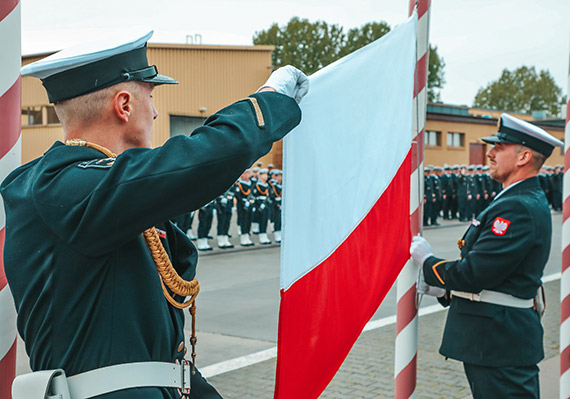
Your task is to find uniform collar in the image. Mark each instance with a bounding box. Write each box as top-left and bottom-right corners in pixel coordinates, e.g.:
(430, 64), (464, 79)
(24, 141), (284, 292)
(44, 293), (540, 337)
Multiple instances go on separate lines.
(492, 176), (539, 202)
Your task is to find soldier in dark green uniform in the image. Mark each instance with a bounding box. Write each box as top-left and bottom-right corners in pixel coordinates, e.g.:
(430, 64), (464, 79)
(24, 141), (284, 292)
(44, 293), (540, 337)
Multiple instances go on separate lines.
(423, 167), (434, 226)
(450, 165), (460, 219)
(215, 188), (235, 249)
(5, 31), (308, 398)
(196, 201), (216, 251)
(252, 168), (272, 245)
(411, 113), (563, 399)
(440, 166), (451, 219)
(456, 165), (471, 222)
(268, 169), (283, 243)
(474, 165), (488, 215)
(234, 170), (255, 247)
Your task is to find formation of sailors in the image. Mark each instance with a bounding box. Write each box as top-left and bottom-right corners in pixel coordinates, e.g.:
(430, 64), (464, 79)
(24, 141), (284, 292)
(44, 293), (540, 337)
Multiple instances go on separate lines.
(424, 164), (563, 226)
(173, 163), (283, 251)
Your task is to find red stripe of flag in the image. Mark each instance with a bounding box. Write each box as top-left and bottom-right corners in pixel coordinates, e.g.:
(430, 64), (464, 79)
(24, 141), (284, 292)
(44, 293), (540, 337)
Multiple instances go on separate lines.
(0, 0), (18, 24)
(395, 353), (417, 398)
(275, 152), (411, 399)
(0, 78), (22, 159)
(396, 286), (417, 335)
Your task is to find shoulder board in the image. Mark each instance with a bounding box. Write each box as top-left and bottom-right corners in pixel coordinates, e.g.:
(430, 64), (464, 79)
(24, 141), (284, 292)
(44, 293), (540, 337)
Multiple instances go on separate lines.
(77, 158), (115, 169)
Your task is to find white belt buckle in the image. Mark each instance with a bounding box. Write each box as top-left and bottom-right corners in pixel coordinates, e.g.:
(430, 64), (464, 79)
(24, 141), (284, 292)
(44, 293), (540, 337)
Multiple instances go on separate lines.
(177, 360), (191, 395)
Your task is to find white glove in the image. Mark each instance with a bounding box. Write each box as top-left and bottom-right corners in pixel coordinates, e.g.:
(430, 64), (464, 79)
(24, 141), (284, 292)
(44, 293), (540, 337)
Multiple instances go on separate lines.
(417, 266), (446, 298)
(258, 65), (309, 103)
(410, 235), (433, 266)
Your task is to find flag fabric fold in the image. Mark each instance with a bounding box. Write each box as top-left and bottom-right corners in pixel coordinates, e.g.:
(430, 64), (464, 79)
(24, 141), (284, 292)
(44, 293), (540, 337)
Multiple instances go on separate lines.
(276, 14), (417, 399)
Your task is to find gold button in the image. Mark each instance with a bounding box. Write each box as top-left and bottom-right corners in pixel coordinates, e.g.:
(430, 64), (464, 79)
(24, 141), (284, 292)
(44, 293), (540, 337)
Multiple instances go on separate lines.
(177, 341), (184, 352)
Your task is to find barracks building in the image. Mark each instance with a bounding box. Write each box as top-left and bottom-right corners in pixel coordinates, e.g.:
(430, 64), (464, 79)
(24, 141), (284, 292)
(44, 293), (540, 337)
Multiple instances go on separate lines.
(21, 43), (565, 168)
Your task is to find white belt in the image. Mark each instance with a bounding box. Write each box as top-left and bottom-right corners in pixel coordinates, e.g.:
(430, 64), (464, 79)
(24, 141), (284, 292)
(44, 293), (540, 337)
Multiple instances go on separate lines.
(451, 290), (533, 308)
(12, 361), (192, 399)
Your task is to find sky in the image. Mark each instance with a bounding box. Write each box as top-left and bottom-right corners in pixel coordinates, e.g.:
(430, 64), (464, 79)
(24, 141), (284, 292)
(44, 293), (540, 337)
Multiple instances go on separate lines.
(19, 0), (570, 108)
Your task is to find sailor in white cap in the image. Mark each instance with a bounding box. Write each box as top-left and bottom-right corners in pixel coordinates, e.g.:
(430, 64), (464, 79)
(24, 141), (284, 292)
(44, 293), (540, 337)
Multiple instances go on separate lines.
(410, 114), (563, 399)
(6, 30), (308, 398)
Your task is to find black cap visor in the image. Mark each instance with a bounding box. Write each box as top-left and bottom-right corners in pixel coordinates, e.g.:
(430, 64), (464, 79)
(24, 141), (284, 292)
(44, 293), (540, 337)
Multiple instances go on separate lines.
(481, 128), (554, 157)
(142, 73), (178, 86)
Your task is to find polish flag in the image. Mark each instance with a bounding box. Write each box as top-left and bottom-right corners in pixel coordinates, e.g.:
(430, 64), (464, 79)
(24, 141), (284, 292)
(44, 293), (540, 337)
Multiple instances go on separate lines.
(276, 15), (417, 399)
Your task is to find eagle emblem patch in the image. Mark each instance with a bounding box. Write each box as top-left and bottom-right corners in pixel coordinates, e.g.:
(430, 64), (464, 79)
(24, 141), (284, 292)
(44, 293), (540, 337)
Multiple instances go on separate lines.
(491, 217), (510, 236)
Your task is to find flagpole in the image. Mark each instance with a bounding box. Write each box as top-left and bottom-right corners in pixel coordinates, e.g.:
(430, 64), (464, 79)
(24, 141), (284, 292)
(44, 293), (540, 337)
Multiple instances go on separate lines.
(395, 1), (430, 398)
(560, 35), (570, 399)
(0, 0), (21, 396)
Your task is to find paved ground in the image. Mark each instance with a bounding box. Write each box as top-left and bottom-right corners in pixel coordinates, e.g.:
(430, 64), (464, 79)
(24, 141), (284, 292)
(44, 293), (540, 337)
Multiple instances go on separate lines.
(14, 212), (564, 398)
(205, 279), (560, 398)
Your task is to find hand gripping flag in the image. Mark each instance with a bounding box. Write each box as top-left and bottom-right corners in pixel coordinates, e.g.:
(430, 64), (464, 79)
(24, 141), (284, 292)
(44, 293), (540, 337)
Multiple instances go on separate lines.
(276, 14), (417, 399)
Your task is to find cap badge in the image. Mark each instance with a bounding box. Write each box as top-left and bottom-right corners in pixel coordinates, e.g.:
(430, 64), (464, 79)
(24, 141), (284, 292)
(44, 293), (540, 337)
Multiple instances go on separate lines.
(491, 217), (510, 236)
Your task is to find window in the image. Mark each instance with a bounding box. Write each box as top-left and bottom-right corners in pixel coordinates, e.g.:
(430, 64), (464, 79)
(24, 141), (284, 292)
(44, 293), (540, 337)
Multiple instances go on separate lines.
(425, 131), (441, 147)
(170, 115), (206, 137)
(22, 106), (43, 126)
(447, 132), (465, 148)
(46, 106), (60, 124)
(21, 105), (61, 126)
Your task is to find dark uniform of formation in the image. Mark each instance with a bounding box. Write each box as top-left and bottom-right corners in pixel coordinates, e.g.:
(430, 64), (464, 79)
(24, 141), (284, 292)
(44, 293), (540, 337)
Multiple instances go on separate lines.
(5, 31), (308, 399)
(174, 166), (283, 250)
(424, 162), (562, 226)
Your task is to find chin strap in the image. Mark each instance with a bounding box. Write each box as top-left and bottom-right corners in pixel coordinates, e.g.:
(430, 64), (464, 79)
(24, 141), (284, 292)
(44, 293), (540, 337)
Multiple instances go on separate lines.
(66, 138), (200, 373)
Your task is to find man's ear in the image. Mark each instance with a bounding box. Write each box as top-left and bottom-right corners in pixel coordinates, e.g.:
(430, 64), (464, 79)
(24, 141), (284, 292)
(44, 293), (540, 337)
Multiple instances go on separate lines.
(517, 148), (533, 167)
(113, 90), (132, 123)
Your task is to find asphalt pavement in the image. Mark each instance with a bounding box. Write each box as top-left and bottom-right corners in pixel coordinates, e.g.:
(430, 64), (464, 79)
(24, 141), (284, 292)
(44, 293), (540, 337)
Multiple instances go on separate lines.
(14, 212), (564, 398)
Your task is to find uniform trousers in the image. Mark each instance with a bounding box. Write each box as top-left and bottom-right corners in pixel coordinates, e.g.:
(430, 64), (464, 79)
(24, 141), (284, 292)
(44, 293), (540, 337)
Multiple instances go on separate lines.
(198, 206), (214, 239)
(237, 202), (252, 234)
(256, 201), (270, 233)
(463, 363), (539, 399)
(272, 205), (282, 231)
(216, 204), (232, 236)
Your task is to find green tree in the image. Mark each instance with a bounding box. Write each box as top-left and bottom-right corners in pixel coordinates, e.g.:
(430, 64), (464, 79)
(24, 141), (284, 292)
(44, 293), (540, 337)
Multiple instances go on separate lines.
(253, 17), (345, 75)
(340, 22), (391, 57)
(427, 45), (445, 103)
(253, 17), (446, 102)
(473, 66), (564, 116)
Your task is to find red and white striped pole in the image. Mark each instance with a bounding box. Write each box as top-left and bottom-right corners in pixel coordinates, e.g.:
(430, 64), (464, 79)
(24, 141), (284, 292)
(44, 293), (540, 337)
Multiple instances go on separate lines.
(395, 0), (430, 398)
(561, 43), (570, 399)
(0, 0), (22, 396)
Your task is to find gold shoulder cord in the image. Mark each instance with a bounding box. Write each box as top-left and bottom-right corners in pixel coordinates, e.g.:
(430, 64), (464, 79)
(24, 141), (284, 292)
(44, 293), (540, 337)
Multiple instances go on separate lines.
(66, 139), (200, 372)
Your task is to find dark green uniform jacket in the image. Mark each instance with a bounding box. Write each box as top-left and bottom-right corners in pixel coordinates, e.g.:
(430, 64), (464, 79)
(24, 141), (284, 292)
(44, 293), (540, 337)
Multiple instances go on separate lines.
(423, 176), (550, 367)
(1, 92), (301, 398)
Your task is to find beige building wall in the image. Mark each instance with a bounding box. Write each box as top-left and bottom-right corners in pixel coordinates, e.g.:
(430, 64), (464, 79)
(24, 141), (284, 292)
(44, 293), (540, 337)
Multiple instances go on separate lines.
(20, 44), (280, 167)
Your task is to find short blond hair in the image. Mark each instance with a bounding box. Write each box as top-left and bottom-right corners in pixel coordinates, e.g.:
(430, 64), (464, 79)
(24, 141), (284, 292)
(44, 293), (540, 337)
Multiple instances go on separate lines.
(54, 81), (141, 129)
